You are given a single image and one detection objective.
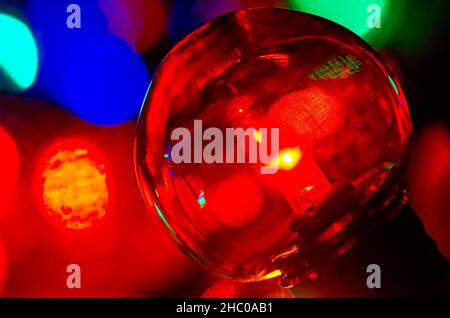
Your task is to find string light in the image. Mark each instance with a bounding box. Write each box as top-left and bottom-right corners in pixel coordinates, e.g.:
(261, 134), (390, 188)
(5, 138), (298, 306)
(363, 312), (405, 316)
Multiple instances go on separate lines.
(136, 8), (412, 285)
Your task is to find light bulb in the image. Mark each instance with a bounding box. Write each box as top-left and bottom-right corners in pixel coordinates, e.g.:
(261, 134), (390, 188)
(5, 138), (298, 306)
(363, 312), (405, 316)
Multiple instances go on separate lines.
(135, 8), (413, 285)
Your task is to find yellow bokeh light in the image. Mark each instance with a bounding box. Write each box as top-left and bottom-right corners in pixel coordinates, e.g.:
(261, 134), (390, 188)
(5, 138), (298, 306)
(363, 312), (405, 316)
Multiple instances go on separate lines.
(42, 147), (108, 230)
(282, 153), (294, 164)
(267, 147), (302, 171)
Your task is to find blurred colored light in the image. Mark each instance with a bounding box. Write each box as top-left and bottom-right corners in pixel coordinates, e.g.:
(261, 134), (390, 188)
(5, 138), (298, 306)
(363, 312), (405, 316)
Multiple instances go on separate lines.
(289, 0), (446, 51)
(202, 280), (237, 298)
(0, 126), (20, 218)
(267, 147), (302, 171)
(253, 129), (262, 143)
(0, 13), (38, 90)
(409, 124), (450, 259)
(0, 240), (8, 295)
(193, 0), (241, 22)
(99, 0), (168, 52)
(27, 0), (150, 125)
(38, 139), (109, 230)
(288, 0), (389, 45)
(201, 278), (294, 298)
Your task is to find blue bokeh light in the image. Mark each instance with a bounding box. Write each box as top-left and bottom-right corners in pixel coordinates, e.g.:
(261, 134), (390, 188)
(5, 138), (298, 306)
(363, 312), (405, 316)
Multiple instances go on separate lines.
(27, 0), (150, 125)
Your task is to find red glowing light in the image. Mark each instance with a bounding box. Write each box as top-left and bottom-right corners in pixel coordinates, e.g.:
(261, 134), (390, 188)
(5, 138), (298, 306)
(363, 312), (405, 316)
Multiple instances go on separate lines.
(307, 271), (319, 280)
(202, 280), (237, 298)
(202, 279), (295, 298)
(0, 127), (20, 218)
(409, 124), (450, 258)
(266, 147), (302, 171)
(207, 173), (263, 227)
(0, 240), (7, 295)
(36, 139), (110, 230)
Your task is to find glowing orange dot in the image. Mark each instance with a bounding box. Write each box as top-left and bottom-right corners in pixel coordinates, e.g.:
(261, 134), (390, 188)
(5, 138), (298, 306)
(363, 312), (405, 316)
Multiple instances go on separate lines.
(266, 147), (302, 171)
(40, 140), (109, 230)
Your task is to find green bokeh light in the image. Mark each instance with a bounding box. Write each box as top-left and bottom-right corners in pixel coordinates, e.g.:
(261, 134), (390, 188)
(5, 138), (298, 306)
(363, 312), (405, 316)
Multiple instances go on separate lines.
(288, 0), (390, 46)
(0, 13), (38, 90)
(288, 0), (446, 51)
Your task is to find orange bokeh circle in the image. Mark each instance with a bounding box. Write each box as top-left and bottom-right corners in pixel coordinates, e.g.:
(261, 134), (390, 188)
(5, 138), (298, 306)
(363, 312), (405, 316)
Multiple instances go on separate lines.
(35, 138), (112, 231)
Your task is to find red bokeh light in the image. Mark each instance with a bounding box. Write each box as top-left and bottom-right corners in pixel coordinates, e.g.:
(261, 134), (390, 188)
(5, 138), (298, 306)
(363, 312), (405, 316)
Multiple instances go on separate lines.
(0, 96), (203, 297)
(0, 240), (8, 296)
(408, 124), (450, 258)
(202, 278), (294, 298)
(0, 126), (20, 219)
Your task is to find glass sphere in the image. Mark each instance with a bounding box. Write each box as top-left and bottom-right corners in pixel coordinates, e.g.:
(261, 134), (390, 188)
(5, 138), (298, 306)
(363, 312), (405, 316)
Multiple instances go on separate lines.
(135, 8), (412, 283)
